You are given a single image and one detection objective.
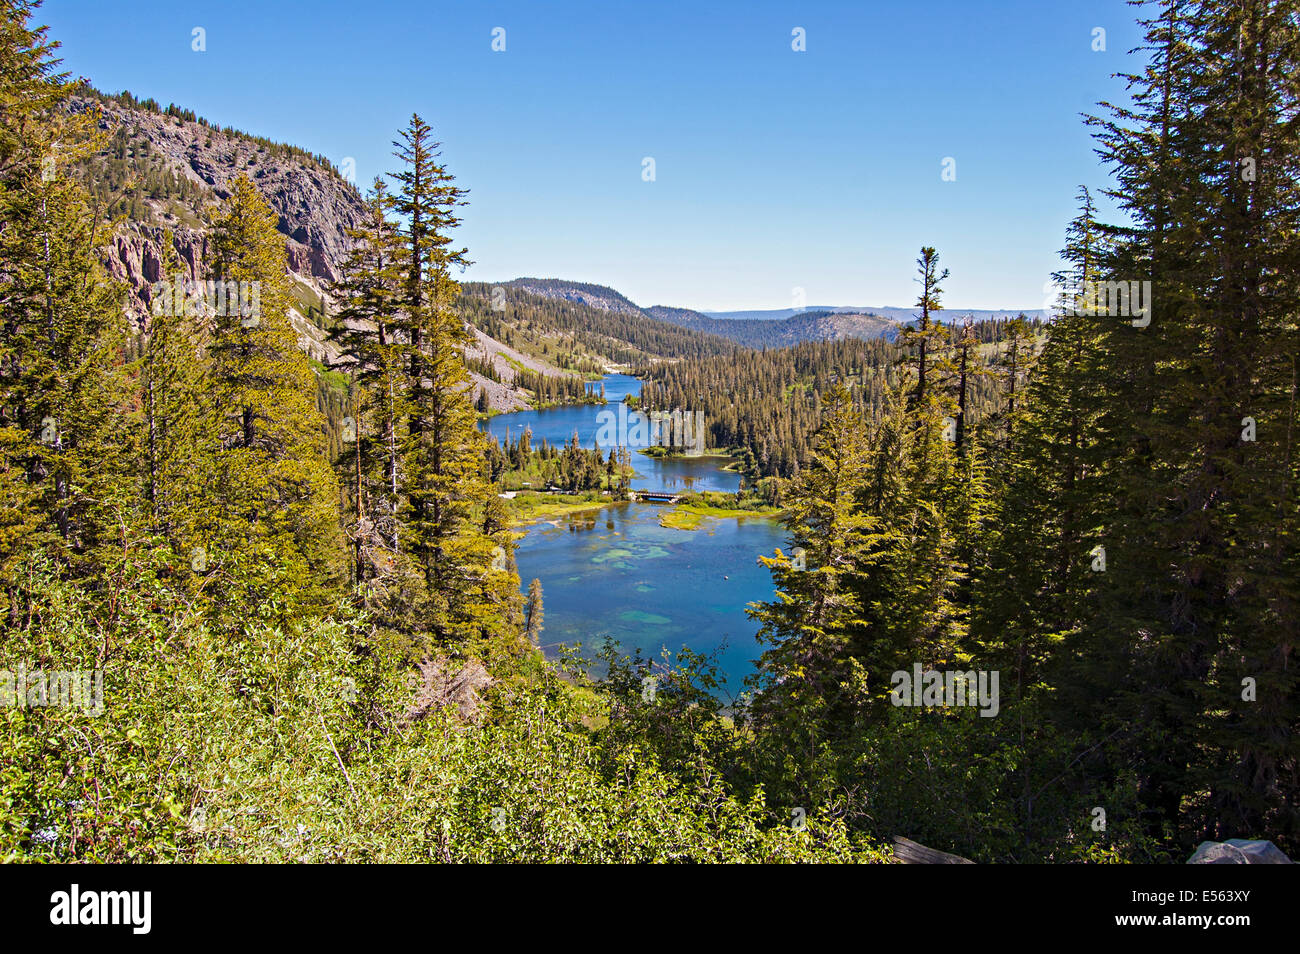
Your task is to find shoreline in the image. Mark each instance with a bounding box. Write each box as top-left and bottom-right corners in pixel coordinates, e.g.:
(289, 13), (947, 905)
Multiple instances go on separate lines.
(504, 492), (784, 531)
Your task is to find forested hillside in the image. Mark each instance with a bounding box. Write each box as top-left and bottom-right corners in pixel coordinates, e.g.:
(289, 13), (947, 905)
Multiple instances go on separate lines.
(635, 316), (1041, 480)
(646, 305), (900, 348)
(739, 0), (1300, 857)
(484, 276), (910, 349)
(460, 281), (738, 367)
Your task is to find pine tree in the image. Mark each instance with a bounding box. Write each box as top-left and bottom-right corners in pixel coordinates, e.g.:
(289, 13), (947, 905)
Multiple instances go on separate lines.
(0, 5), (132, 584)
(138, 231), (214, 551)
(898, 247), (949, 412)
(992, 313), (1037, 455)
(951, 317), (979, 456)
(746, 384), (875, 793)
(0, 1), (69, 177)
(328, 177), (406, 585)
(1086, 0), (1300, 844)
(390, 114), (515, 649)
(975, 190), (1116, 738)
(203, 174), (345, 598)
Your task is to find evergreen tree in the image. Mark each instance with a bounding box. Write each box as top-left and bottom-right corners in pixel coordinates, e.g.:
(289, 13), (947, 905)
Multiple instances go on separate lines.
(1086, 0), (1300, 844)
(138, 231), (214, 552)
(898, 246), (949, 412)
(975, 189), (1116, 743)
(390, 114), (516, 650)
(328, 177), (405, 585)
(746, 385), (874, 793)
(203, 174), (345, 600)
(0, 6), (131, 584)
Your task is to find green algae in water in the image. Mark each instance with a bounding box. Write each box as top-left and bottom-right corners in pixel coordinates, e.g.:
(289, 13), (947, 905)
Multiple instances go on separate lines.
(619, 610), (672, 625)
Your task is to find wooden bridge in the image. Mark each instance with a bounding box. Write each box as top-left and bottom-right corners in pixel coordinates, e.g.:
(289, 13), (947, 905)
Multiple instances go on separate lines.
(631, 490), (683, 504)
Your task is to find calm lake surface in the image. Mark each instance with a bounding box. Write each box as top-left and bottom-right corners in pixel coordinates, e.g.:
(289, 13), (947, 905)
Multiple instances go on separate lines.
(514, 503), (784, 695)
(482, 374), (787, 693)
(479, 373), (741, 495)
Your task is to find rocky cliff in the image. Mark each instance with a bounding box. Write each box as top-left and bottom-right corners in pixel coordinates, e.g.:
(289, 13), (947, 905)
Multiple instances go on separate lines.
(504, 278), (647, 319)
(68, 92), (677, 410)
(72, 92), (367, 282)
(68, 91), (372, 367)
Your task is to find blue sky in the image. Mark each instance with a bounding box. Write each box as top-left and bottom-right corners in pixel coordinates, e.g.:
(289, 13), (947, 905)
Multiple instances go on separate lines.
(43, 0), (1142, 311)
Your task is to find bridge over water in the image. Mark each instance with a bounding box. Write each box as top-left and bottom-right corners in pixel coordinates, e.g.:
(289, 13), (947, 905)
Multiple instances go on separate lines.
(630, 490), (683, 504)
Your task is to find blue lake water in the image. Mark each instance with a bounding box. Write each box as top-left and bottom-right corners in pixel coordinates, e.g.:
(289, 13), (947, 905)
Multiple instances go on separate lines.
(479, 373), (740, 495)
(514, 503), (787, 696)
(486, 374), (786, 693)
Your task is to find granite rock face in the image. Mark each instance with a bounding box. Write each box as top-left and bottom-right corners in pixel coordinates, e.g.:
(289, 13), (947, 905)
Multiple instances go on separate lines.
(66, 93), (546, 406)
(71, 94), (368, 288)
(1187, 839), (1293, 864)
(104, 225), (212, 318)
(68, 92), (369, 366)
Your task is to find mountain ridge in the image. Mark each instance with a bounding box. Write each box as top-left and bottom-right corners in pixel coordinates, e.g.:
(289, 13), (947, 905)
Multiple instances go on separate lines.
(483, 277), (1039, 347)
(703, 305), (1042, 323)
(72, 93), (702, 412)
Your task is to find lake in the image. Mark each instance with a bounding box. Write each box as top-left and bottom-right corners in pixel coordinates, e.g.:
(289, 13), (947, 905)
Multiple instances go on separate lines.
(514, 503), (784, 696)
(483, 374), (788, 693)
(479, 373), (741, 494)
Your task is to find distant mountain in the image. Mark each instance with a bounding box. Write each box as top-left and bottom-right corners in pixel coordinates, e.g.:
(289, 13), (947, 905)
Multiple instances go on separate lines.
(643, 304), (717, 330)
(646, 306), (897, 348)
(505, 279), (1039, 348)
(704, 305), (1040, 323)
(502, 278), (645, 318)
(492, 280), (906, 348)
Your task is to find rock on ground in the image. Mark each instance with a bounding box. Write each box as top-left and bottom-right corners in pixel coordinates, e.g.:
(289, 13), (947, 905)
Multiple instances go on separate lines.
(1187, 839), (1293, 864)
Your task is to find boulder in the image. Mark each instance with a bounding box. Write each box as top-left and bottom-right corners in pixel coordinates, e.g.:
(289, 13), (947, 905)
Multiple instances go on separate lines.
(1188, 839), (1292, 864)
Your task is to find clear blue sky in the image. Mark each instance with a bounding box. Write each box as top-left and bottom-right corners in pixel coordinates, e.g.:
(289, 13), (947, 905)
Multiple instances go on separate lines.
(43, 0), (1141, 311)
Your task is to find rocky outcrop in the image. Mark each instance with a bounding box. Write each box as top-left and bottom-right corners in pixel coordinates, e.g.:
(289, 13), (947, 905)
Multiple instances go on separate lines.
(71, 94), (369, 285)
(66, 93), (380, 372)
(505, 278), (648, 318)
(1188, 839), (1293, 864)
(103, 225), (211, 319)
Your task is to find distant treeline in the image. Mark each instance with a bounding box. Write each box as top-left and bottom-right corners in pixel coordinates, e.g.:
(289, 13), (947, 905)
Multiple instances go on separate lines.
(634, 317), (1041, 479)
(486, 430), (633, 492)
